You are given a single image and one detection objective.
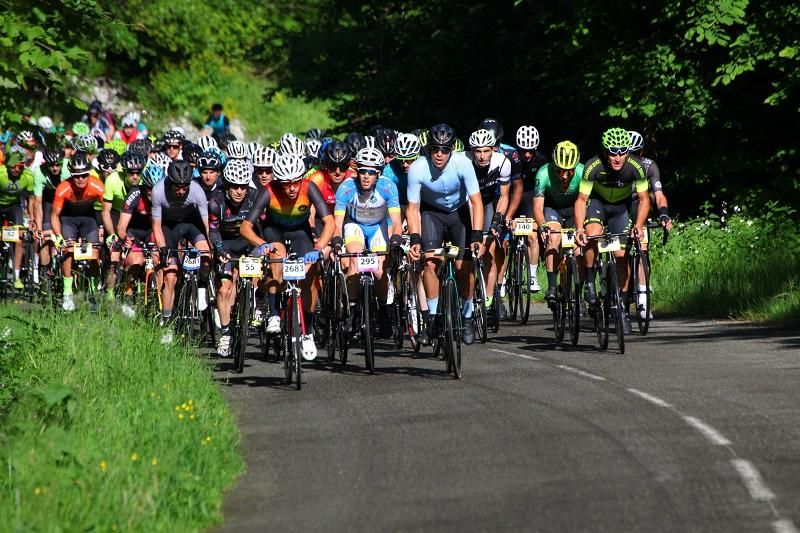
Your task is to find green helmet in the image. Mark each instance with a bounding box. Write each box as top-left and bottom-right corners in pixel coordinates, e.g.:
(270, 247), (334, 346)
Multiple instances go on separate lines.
(453, 138), (465, 152)
(72, 122), (90, 136)
(106, 138), (127, 156)
(601, 128), (631, 151)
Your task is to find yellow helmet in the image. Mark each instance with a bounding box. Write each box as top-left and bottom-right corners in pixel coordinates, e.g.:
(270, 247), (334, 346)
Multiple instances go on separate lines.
(552, 140), (580, 170)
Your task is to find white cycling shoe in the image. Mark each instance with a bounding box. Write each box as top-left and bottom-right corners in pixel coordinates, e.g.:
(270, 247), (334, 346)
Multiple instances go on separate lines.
(301, 334), (317, 361)
(217, 334), (232, 358)
(266, 315), (281, 334)
(62, 294), (76, 312)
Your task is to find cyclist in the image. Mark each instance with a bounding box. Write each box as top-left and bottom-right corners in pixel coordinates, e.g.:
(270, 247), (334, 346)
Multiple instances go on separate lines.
(0, 147), (35, 290)
(163, 130), (184, 162)
(240, 154), (334, 359)
(251, 146), (277, 188)
(307, 141), (355, 237)
(346, 132), (367, 169)
(333, 147), (402, 337)
(195, 149), (223, 201)
(209, 159), (259, 357)
(151, 160), (211, 338)
(84, 100), (116, 142)
(51, 152), (105, 311)
(33, 147), (65, 284)
(406, 124), (485, 345)
(383, 132), (420, 211)
(513, 125), (548, 291)
(467, 128), (511, 326)
(114, 113), (143, 145)
(533, 140), (584, 302)
(575, 127), (650, 334)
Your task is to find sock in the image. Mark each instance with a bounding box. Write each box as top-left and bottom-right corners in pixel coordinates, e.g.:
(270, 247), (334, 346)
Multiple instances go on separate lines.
(462, 298), (473, 318)
(303, 311), (314, 334)
(63, 276), (74, 296)
(267, 293), (277, 316)
(637, 284), (648, 306)
(486, 294), (493, 308)
(426, 296), (439, 315)
(547, 271), (558, 288)
(14, 269), (20, 280)
(162, 309), (172, 320)
(422, 309), (430, 322)
(529, 263), (537, 277)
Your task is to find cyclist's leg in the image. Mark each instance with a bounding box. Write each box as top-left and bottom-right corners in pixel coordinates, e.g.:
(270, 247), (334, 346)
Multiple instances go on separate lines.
(606, 202), (631, 292)
(343, 222), (366, 301)
(584, 199), (606, 303)
(420, 208), (445, 338)
(482, 202), (499, 303)
(543, 207), (564, 298)
(2, 205), (25, 283)
(159, 223), (180, 320)
(260, 226), (286, 328)
(452, 203), (475, 343)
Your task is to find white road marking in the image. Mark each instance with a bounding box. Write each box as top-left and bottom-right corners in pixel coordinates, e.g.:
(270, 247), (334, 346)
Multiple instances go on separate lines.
(554, 364), (607, 381)
(626, 388), (672, 408)
(731, 459), (776, 501)
(488, 348), (539, 361)
(683, 416), (732, 446)
(773, 519), (800, 533)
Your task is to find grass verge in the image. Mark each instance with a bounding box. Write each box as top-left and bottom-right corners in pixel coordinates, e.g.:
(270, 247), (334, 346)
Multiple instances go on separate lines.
(0, 305), (244, 531)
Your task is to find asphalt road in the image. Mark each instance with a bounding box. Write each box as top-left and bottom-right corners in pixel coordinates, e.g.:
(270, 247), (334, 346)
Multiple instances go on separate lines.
(213, 305), (800, 533)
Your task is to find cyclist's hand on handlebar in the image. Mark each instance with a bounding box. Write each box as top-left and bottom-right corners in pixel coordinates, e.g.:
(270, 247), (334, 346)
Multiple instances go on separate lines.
(52, 234), (65, 249)
(304, 249), (322, 264)
(539, 225), (551, 243)
(576, 229), (588, 247)
(471, 241), (485, 259)
(253, 243), (274, 257)
(409, 243), (421, 261)
(389, 233), (403, 250)
(660, 215), (673, 231)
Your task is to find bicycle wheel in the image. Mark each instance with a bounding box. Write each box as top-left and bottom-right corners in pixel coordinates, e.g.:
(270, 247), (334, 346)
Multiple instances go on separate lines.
(187, 278), (199, 345)
(596, 266), (609, 350)
(554, 276), (566, 343)
(443, 278), (462, 378)
(633, 251), (652, 336)
(506, 251), (519, 321)
(291, 294), (303, 389)
(567, 255), (581, 346)
(391, 266), (405, 349)
(233, 283), (250, 373)
(362, 280), (375, 374)
(472, 261), (488, 344)
(608, 264), (625, 354)
(282, 300), (293, 385)
(518, 243), (531, 324)
(405, 267), (423, 352)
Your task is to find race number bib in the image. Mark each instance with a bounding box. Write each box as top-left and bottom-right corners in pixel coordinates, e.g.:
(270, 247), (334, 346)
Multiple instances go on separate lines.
(74, 243), (93, 261)
(238, 256), (263, 278)
(598, 236), (621, 253)
(561, 231), (576, 249)
(145, 256), (154, 270)
(183, 253), (201, 271)
(1, 227), (19, 242)
(513, 218), (534, 236)
(282, 260), (306, 280)
(356, 254), (379, 273)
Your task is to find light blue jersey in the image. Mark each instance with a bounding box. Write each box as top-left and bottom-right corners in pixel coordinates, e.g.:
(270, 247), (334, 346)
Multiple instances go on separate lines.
(406, 152), (479, 212)
(334, 176), (400, 226)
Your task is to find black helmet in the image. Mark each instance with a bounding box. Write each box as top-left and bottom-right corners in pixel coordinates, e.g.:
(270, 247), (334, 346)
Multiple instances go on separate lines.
(218, 132), (237, 151)
(182, 142), (202, 165)
(128, 138), (152, 156)
(478, 118), (503, 144)
(88, 99), (103, 114)
(197, 149), (221, 170)
(323, 141), (352, 165)
(167, 160), (193, 185)
(69, 151), (91, 175)
(306, 128), (324, 140)
(162, 129), (185, 146)
(345, 132), (366, 155)
(428, 124), (457, 148)
(121, 151), (146, 172)
(43, 147), (64, 166)
(97, 148), (120, 171)
(375, 128), (397, 157)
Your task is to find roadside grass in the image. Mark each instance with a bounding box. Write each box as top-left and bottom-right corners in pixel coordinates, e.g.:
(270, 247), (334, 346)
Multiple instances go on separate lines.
(0, 305), (244, 532)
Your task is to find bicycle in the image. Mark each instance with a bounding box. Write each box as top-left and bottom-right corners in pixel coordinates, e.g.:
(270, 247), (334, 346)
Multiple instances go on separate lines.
(506, 217), (534, 324)
(627, 222), (669, 336)
(63, 239), (102, 312)
(37, 232), (64, 307)
(472, 256), (488, 344)
(171, 248), (213, 345)
(425, 243), (463, 379)
(318, 250), (350, 364)
(388, 238), (424, 352)
(0, 225), (33, 301)
(585, 232), (627, 353)
(547, 228), (581, 346)
(230, 254), (264, 373)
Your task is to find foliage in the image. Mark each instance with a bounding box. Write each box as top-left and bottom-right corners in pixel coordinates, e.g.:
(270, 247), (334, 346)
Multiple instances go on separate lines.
(0, 306), (244, 531)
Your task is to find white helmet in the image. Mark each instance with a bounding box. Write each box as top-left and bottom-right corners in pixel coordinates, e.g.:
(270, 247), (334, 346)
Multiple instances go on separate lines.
(364, 135), (377, 150)
(38, 116), (54, 131)
(515, 125), (540, 150)
(306, 139), (321, 158)
(223, 159), (252, 185)
(628, 130), (644, 152)
(121, 113), (137, 127)
(197, 135), (218, 151)
(74, 134), (98, 152)
(226, 140), (247, 160)
(148, 152), (172, 172)
(273, 154), (306, 182)
(247, 142), (264, 159)
(355, 147), (385, 167)
(469, 129), (497, 149)
(18, 130), (36, 144)
(251, 146), (277, 168)
(279, 134), (306, 158)
(395, 133), (421, 159)
(170, 126), (186, 137)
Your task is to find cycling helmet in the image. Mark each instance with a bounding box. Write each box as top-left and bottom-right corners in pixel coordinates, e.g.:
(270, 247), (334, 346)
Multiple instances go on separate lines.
(516, 125), (540, 150)
(38, 116), (54, 131)
(74, 134), (98, 153)
(345, 132), (366, 155)
(5, 146), (26, 168)
(128, 138), (152, 156)
(182, 142), (203, 165)
(97, 148), (121, 171)
(105, 138), (127, 156)
(141, 164), (165, 188)
(226, 140), (247, 160)
(162, 129), (185, 145)
(428, 124), (457, 148)
(121, 150), (147, 172)
(454, 138), (465, 152)
(375, 128), (397, 157)
(355, 147), (385, 168)
(279, 134), (306, 158)
(72, 122), (90, 136)
(251, 146), (277, 168)
(395, 133), (421, 159)
(88, 100), (103, 114)
(121, 113), (138, 128)
(197, 135), (218, 151)
(306, 128), (324, 140)
(364, 135), (377, 150)
(167, 160), (193, 185)
(323, 141), (352, 165)
(218, 132), (237, 151)
(223, 159), (252, 186)
(468, 129), (497, 149)
(306, 139), (321, 158)
(601, 128), (631, 151)
(247, 142), (264, 159)
(197, 149), (221, 170)
(416, 129), (429, 147)
(552, 140), (580, 170)
(69, 151), (91, 175)
(43, 147), (64, 166)
(478, 118), (504, 144)
(17, 130), (36, 146)
(628, 130), (644, 152)
(148, 152), (172, 172)
(273, 154), (306, 182)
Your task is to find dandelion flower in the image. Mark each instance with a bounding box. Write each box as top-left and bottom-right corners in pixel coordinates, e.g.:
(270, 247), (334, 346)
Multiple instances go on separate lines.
(130, 453), (139, 462)
(99, 460), (108, 472)
(178, 413), (185, 420)
(34, 487), (42, 495)
(151, 457), (158, 466)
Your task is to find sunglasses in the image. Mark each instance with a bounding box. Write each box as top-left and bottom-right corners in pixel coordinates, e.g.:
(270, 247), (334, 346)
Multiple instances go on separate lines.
(166, 144), (181, 150)
(255, 167), (273, 173)
(127, 170), (141, 175)
(396, 156), (418, 163)
(280, 179), (303, 185)
(326, 162), (349, 172)
(72, 173), (90, 179)
(228, 183), (249, 190)
(173, 184), (189, 192)
(428, 145), (452, 154)
(606, 146), (629, 155)
(357, 168), (380, 176)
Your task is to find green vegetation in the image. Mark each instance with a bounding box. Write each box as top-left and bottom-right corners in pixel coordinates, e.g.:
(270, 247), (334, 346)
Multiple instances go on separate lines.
(0, 306), (244, 531)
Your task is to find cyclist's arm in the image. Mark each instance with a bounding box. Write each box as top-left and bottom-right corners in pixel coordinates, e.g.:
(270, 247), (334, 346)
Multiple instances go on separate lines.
(495, 182), (510, 219)
(101, 200), (116, 237)
(574, 192), (589, 232)
(308, 182), (333, 249)
(507, 179), (523, 222)
(241, 188), (270, 247)
(406, 202), (421, 235)
(634, 189), (650, 230)
(469, 191), (484, 235)
(117, 212), (132, 241)
(34, 195), (43, 232)
(26, 194), (36, 230)
(533, 196), (546, 227)
(152, 217), (166, 249)
(51, 203), (63, 237)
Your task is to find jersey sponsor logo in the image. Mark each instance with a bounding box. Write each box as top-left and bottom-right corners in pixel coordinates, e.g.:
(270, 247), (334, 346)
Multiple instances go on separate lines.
(655, 181), (662, 189)
(298, 204), (309, 213)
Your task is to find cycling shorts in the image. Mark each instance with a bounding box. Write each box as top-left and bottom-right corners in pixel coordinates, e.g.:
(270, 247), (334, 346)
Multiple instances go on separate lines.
(517, 190), (535, 218)
(0, 204), (23, 226)
(421, 202), (472, 261)
(41, 202), (53, 231)
(61, 215), (99, 242)
(586, 198), (631, 243)
(262, 225), (315, 257)
(221, 237), (252, 275)
(543, 206), (575, 229)
(162, 220), (207, 250)
(344, 221), (388, 252)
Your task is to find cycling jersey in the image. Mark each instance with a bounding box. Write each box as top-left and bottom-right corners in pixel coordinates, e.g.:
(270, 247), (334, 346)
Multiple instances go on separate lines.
(334, 176), (400, 226)
(121, 188), (151, 231)
(407, 152), (479, 212)
(246, 179), (328, 230)
(0, 166), (34, 207)
(383, 161), (410, 205)
(520, 151), (548, 192)
(579, 155), (648, 204)
(468, 151), (511, 205)
(640, 157), (662, 194)
(306, 167), (355, 213)
(53, 176), (104, 216)
(204, 114), (230, 138)
(209, 189), (257, 241)
(102, 171), (128, 211)
(33, 165), (61, 204)
(150, 181), (209, 222)
(113, 128), (142, 145)
(534, 163), (586, 209)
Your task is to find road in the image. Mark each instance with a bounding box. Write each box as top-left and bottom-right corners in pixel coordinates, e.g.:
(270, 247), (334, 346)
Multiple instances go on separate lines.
(213, 306), (800, 532)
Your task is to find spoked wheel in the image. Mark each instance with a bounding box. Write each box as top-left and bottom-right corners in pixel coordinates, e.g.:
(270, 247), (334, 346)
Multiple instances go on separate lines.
(506, 253), (519, 321)
(326, 272), (344, 362)
(490, 285), (501, 334)
(567, 256), (581, 347)
(609, 268), (625, 354)
(391, 268), (405, 350)
(553, 284), (566, 343)
(405, 268), (423, 353)
(596, 273), (610, 350)
(517, 246), (531, 324)
(362, 281), (375, 374)
(472, 262), (488, 344)
(633, 251), (652, 336)
(233, 287), (250, 373)
(443, 279), (462, 378)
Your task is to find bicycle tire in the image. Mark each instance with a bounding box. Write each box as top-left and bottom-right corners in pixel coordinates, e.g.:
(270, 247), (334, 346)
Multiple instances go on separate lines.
(506, 250), (519, 321)
(596, 265), (610, 350)
(634, 251), (652, 336)
(187, 278), (199, 345)
(292, 294), (303, 389)
(443, 278), (462, 378)
(362, 279), (375, 374)
(234, 283), (250, 373)
(518, 243), (531, 324)
(283, 300), (293, 385)
(405, 267), (423, 353)
(325, 271), (338, 362)
(472, 260), (488, 344)
(609, 264), (625, 354)
(391, 266), (404, 349)
(490, 285), (501, 333)
(554, 282), (566, 343)
(567, 255), (581, 346)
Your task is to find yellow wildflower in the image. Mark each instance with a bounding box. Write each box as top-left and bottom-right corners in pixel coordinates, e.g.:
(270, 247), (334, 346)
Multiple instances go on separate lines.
(151, 457), (158, 466)
(99, 460), (108, 472)
(34, 487), (42, 495)
(178, 413), (185, 420)
(130, 453), (139, 462)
